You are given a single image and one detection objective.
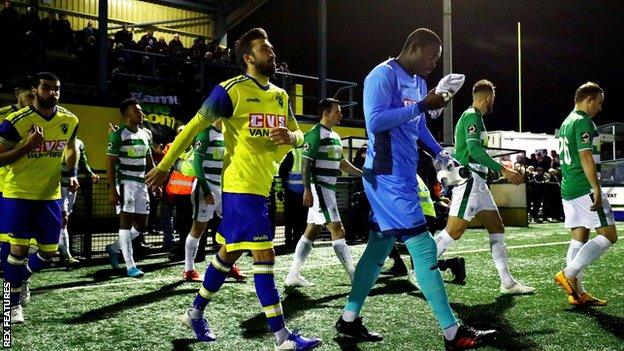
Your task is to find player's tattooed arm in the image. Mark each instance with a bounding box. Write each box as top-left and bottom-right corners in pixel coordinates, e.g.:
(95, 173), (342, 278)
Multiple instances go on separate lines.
(301, 157), (313, 207)
(107, 155), (120, 205)
(64, 137), (80, 193)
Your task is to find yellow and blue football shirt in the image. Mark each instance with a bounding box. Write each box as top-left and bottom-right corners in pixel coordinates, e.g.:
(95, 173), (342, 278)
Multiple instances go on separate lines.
(0, 104), (19, 193)
(0, 105), (79, 200)
(158, 74), (304, 197)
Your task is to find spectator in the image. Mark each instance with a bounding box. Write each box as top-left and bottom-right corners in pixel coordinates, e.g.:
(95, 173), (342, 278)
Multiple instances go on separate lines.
(528, 153), (537, 167)
(83, 20), (96, 38)
(528, 166), (547, 223)
(139, 29), (157, 49)
(216, 46), (232, 64)
(113, 24), (133, 47)
(111, 57), (128, 76)
(52, 13), (73, 50)
(0, 1), (19, 26)
(39, 11), (57, 48)
(190, 37), (207, 60)
(155, 36), (168, 54)
(137, 53), (153, 76)
(540, 152), (552, 171)
(168, 33), (184, 54)
(550, 150), (560, 168)
(543, 168), (563, 221)
(21, 6), (39, 37)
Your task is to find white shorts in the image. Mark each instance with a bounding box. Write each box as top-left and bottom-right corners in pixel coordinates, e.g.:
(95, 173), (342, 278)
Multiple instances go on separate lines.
(563, 192), (615, 229)
(116, 182), (150, 215)
(307, 184), (341, 225)
(191, 179), (222, 223)
(449, 176), (497, 221)
(61, 187), (77, 214)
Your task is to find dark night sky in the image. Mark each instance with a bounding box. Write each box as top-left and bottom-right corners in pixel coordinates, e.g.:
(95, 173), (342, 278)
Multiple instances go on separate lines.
(231, 0), (623, 135)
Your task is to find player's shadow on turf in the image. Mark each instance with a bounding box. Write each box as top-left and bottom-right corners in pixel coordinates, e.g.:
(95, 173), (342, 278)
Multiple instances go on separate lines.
(66, 281), (195, 324)
(30, 269), (130, 292)
(566, 307), (624, 341)
(451, 295), (555, 350)
(171, 338), (201, 351)
(239, 278), (414, 341)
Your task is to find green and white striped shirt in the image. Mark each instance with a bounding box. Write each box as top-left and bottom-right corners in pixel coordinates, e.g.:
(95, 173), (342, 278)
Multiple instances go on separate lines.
(107, 126), (152, 184)
(194, 126), (225, 187)
(302, 123), (344, 191)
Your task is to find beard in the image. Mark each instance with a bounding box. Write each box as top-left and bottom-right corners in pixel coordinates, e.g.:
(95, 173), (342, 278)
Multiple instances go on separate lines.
(254, 59), (276, 77)
(36, 93), (57, 109)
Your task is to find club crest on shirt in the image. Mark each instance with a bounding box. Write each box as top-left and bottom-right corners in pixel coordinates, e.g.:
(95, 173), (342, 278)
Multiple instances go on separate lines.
(582, 131), (590, 143)
(195, 140), (203, 149)
(275, 95), (284, 108)
(468, 125), (477, 134)
(303, 143), (310, 150)
(60, 123), (69, 135)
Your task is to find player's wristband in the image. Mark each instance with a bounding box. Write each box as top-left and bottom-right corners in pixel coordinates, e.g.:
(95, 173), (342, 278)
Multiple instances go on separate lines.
(69, 169), (77, 177)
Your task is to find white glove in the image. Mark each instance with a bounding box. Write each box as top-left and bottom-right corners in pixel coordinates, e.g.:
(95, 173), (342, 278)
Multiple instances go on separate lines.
(437, 160), (468, 186)
(429, 73), (466, 119)
(433, 150), (453, 171)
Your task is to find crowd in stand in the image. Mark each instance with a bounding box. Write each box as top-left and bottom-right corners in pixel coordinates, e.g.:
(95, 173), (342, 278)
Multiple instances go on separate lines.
(109, 25), (235, 81)
(0, 2), (236, 82)
(513, 150), (564, 223)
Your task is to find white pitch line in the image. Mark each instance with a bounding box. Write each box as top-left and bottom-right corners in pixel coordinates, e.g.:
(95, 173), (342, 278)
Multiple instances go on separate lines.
(445, 240), (571, 255)
(54, 240), (571, 293)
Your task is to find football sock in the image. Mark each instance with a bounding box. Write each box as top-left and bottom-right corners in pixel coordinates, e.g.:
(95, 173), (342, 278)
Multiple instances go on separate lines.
(287, 236), (313, 279)
(130, 227), (141, 240)
(5, 254), (26, 306)
(185, 235), (200, 272)
(405, 231), (458, 330)
(343, 231), (395, 317)
(566, 239), (585, 293)
(489, 233), (516, 288)
(118, 229), (136, 269)
(0, 241), (10, 268)
(332, 238), (355, 281)
(26, 252), (53, 275)
(252, 261), (287, 341)
(191, 254), (232, 316)
(58, 228), (71, 257)
(564, 235), (612, 279)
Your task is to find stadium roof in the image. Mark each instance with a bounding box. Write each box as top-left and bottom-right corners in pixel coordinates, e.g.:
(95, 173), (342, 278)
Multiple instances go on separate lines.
(148, 0), (267, 33)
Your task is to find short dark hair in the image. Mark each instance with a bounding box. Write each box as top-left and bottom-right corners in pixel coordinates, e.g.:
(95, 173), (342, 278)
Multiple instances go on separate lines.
(472, 79), (495, 96)
(235, 28), (268, 70)
(318, 98), (340, 118)
(31, 72), (59, 88)
(402, 28), (441, 53)
(574, 82), (603, 103)
(120, 98), (140, 115)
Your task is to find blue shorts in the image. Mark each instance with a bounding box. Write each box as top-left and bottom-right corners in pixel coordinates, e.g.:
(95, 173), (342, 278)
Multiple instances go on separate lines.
(0, 193), (6, 242)
(363, 169), (428, 237)
(216, 192), (274, 252)
(2, 198), (62, 252)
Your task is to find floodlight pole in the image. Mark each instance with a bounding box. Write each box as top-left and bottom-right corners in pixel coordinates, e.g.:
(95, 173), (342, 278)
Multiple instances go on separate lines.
(98, 0), (108, 93)
(318, 0), (327, 99)
(518, 22), (522, 132)
(442, 0), (453, 144)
